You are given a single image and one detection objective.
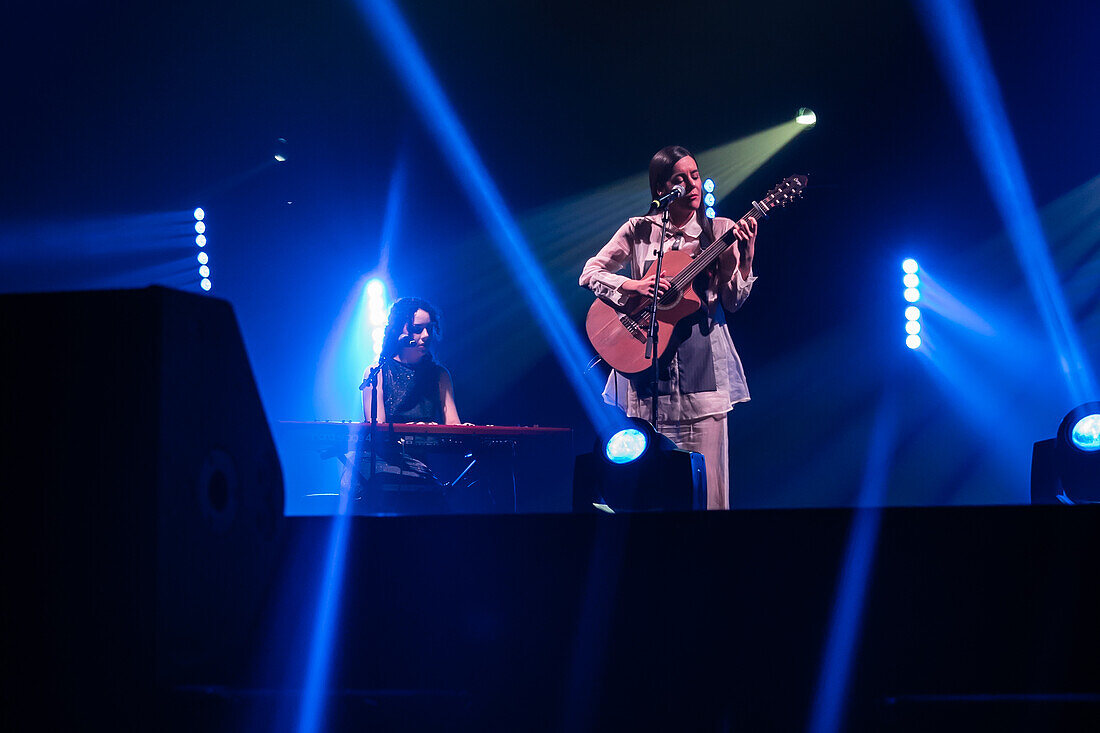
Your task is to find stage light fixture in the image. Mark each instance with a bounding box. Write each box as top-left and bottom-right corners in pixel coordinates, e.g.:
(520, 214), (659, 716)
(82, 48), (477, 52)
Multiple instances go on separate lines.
(196, 234), (206, 247)
(605, 427), (648, 464)
(573, 417), (705, 512)
(369, 306), (387, 327)
(703, 177), (716, 218)
(193, 208), (205, 221)
(1032, 402), (1100, 503)
(364, 278), (390, 362)
(274, 137), (288, 163)
(796, 107), (817, 126)
(200, 278), (212, 291)
(902, 263), (923, 347)
(197, 251), (209, 265)
(195, 221), (206, 234)
(199, 265), (210, 278)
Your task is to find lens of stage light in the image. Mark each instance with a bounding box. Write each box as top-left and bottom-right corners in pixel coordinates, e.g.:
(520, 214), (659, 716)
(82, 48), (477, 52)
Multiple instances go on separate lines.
(1071, 414), (1100, 452)
(198, 265), (210, 278)
(903, 273), (920, 288)
(902, 258), (919, 274)
(605, 428), (648, 464)
(906, 334), (922, 349)
(905, 306), (921, 321)
(704, 193), (715, 207)
(369, 307), (387, 327)
(195, 234), (207, 247)
(274, 153), (287, 162)
(703, 178), (715, 193)
(795, 107), (817, 125)
(366, 279), (385, 298)
(904, 287), (920, 302)
(193, 208), (205, 221)
(200, 278), (212, 291)
(197, 251), (209, 265)
(705, 207), (716, 219)
(195, 221), (206, 234)
(905, 320), (921, 335)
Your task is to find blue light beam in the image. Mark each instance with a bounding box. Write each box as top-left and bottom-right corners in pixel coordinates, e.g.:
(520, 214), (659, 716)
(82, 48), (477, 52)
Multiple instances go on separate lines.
(916, 0), (1098, 404)
(352, 0), (621, 438)
(807, 392), (897, 733)
(294, 486), (354, 733)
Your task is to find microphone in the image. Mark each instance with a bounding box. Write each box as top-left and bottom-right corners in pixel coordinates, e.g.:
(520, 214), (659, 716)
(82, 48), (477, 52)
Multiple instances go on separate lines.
(650, 184), (685, 213)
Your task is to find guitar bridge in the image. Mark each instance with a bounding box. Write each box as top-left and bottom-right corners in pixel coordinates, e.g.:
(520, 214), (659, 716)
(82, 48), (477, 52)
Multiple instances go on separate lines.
(618, 314), (647, 343)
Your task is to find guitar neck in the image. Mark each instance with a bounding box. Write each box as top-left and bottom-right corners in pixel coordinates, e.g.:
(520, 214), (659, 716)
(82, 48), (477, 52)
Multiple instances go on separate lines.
(670, 202), (768, 290)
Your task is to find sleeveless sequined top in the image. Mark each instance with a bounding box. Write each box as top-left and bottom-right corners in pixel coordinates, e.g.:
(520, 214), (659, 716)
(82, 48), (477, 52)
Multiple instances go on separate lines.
(381, 357), (446, 423)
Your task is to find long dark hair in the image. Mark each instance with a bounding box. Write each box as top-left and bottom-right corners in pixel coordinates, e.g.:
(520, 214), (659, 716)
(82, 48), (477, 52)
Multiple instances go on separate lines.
(381, 297), (442, 358)
(647, 144), (715, 243)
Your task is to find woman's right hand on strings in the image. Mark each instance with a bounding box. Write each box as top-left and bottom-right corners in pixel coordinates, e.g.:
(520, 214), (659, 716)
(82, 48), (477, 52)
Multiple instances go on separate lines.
(622, 272), (672, 299)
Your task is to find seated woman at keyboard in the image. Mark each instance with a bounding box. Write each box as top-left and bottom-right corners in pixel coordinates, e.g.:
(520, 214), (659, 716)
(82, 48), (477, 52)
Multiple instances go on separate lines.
(362, 296), (462, 425)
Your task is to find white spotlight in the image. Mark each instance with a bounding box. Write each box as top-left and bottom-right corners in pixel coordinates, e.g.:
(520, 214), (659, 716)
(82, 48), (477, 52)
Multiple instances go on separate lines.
(795, 107), (817, 126)
(193, 207), (205, 221)
(902, 258), (919, 274)
(906, 334), (922, 349)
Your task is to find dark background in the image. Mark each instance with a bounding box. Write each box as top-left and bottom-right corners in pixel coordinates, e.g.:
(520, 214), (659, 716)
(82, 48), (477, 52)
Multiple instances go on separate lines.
(4, 0), (1098, 507)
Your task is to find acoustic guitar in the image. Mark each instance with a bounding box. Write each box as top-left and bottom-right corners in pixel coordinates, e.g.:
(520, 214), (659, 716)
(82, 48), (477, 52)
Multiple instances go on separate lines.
(585, 174), (808, 374)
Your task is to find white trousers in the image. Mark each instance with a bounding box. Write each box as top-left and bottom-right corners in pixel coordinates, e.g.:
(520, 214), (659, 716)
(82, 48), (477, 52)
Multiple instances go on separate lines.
(657, 413), (729, 510)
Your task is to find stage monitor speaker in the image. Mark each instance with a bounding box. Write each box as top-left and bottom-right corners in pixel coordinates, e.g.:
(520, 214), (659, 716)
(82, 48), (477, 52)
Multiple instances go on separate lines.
(0, 286), (286, 727)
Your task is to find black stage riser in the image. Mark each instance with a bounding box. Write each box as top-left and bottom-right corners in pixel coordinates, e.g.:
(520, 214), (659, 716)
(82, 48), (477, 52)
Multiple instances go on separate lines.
(276, 507), (1100, 732)
(16, 506), (1096, 731)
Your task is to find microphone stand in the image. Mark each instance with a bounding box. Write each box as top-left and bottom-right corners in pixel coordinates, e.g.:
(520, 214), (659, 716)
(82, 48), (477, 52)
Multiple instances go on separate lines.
(359, 357), (387, 490)
(645, 205), (672, 430)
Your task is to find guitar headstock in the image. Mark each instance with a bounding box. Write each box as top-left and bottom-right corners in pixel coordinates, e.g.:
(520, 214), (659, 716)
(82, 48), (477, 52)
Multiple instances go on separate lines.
(763, 174), (808, 209)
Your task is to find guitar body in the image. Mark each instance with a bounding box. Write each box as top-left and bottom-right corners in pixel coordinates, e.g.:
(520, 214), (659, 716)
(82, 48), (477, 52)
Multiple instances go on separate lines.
(585, 249), (703, 374)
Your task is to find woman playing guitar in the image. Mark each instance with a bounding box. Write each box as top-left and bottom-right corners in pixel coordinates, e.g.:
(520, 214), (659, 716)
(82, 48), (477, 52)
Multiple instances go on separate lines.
(579, 145), (758, 510)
